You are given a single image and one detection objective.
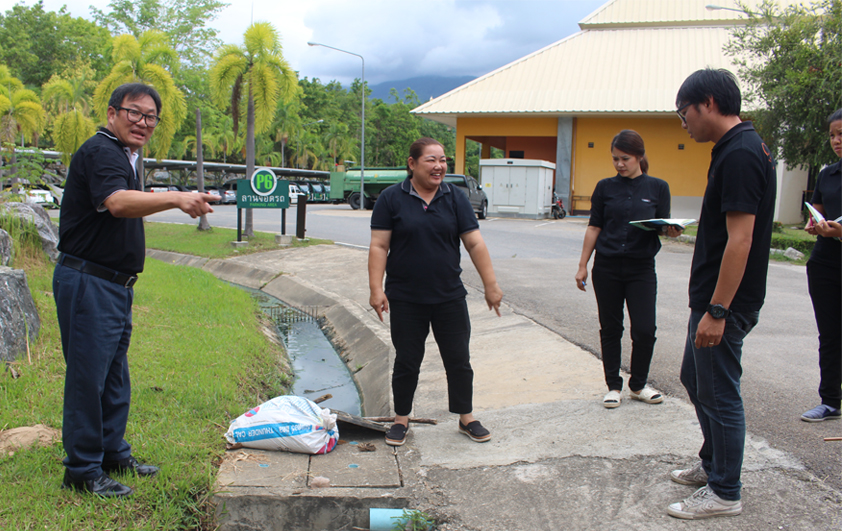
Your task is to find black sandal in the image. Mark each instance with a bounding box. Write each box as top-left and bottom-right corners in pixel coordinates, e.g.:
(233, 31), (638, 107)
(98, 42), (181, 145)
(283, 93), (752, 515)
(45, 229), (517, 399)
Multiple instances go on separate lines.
(385, 423), (408, 446)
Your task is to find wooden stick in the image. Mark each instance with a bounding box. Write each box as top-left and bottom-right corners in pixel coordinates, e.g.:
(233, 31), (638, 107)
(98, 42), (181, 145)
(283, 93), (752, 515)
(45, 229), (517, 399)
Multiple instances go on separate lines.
(313, 393), (333, 404)
(363, 416), (438, 425)
(824, 437), (842, 442)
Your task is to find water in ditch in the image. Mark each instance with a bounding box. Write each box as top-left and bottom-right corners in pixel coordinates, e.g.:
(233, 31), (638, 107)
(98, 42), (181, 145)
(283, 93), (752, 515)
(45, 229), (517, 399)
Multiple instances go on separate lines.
(236, 285), (362, 417)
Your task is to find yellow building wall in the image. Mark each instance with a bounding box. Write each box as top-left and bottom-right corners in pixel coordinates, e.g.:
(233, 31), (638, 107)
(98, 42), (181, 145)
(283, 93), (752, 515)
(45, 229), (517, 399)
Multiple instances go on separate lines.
(573, 117), (711, 212)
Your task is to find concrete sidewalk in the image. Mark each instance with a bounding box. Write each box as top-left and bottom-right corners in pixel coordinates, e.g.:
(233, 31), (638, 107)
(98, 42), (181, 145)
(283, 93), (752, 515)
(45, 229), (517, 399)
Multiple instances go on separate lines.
(150, 245), (841, 530)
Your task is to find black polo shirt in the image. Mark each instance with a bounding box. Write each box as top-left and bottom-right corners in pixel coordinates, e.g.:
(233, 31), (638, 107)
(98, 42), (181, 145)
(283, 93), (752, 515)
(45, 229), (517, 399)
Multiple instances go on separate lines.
(808, 160), (841, 269)
(689, 121), (777, 313)
(371, 177), (479, 304)
(58, 128), (146, 274)
(589, 173), (671, 260)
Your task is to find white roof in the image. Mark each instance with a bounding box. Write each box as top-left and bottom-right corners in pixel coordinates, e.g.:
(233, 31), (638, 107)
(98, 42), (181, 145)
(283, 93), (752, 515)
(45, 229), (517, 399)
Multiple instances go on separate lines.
(413, 0), (793, 123)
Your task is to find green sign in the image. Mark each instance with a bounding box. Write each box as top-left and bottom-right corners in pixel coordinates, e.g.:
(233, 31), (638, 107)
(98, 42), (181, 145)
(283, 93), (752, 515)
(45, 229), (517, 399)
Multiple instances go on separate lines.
(236, 169), (289, 208)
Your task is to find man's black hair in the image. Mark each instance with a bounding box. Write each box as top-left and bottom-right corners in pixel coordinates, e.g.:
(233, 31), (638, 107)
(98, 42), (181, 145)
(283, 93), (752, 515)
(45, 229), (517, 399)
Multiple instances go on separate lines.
(828, 108), (842, 123)
(676, 68), (741, 117)
(108, 83), (162, 115)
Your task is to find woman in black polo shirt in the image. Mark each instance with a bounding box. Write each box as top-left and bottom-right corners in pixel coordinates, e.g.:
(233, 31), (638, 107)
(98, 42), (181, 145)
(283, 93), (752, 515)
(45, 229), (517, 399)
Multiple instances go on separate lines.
(368, 137), (503, 446)
(801, 109), (842, 422)
(575, 130), (681, 408)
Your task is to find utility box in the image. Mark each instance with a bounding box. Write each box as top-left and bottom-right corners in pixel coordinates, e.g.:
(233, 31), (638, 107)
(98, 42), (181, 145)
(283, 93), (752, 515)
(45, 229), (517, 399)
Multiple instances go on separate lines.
(480, 159), (556, 219)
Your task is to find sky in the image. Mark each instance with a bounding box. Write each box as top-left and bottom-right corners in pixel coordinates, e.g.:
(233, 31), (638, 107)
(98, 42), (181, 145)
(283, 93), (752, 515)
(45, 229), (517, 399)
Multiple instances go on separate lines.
(26, 0), (608, 85)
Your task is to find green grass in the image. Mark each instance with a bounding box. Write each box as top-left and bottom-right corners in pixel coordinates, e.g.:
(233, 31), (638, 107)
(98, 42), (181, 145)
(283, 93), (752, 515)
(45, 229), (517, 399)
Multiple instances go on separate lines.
(0, 229), (292, 530)
(144, 222), (332, 259)
(677, 224), (814, 265)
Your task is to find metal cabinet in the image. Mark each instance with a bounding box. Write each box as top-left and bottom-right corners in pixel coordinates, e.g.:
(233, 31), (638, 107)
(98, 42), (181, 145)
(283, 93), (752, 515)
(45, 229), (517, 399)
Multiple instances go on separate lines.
(480, 159), (556, 219)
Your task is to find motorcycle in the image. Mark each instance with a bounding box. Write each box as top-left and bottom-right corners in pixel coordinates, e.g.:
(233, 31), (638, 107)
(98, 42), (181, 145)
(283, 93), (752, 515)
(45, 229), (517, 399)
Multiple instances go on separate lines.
(551, 191), (567, 219)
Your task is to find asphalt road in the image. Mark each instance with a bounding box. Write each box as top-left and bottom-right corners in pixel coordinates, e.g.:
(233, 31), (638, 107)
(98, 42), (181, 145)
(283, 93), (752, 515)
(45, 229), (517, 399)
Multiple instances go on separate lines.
(147, 203), (841, 492)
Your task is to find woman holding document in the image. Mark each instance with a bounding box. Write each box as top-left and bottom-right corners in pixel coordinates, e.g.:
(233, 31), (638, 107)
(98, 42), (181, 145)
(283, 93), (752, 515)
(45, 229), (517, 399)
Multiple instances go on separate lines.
(575, 130), (682, 408)
(801, 109), (842, 422)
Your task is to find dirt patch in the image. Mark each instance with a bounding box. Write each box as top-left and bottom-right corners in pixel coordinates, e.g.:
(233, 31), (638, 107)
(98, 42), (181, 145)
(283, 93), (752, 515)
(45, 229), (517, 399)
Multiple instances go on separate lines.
(0, 424), (60, 456)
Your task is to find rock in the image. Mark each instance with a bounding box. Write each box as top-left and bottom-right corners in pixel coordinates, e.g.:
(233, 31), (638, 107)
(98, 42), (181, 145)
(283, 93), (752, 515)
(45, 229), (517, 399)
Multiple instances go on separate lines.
(784, 247), (805, 260)
(0, 202), (60, 262)
(0, 228), (11, 266)
(0, 266), (40, 363)
(0, 424), (60, 457)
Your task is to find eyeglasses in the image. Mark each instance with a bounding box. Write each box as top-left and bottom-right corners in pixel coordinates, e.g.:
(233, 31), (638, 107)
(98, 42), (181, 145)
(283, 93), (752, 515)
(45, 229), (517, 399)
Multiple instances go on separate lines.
(676, 102), (692, 124)
(115, 106), (160, 127)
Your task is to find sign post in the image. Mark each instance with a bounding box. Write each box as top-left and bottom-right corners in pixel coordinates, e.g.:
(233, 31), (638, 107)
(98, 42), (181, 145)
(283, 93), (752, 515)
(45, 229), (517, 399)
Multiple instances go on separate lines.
(236, 168), (290, 242)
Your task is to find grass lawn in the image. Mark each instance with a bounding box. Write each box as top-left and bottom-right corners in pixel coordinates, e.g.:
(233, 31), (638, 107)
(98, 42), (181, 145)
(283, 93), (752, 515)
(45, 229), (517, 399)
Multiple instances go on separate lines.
(144, 221), (332, 259)
(0, 223), (294, 530)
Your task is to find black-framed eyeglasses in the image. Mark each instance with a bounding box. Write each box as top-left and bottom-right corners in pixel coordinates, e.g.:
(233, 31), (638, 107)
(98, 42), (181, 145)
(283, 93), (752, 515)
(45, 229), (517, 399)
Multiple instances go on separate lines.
(676, 102), (692, 124)
(115, 106), (160, 127)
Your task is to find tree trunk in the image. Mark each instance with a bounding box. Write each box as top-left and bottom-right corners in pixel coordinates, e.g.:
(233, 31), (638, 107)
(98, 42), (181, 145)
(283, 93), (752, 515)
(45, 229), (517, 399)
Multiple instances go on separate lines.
(196, 108), (211, 231)
(245, 87), (255, 238)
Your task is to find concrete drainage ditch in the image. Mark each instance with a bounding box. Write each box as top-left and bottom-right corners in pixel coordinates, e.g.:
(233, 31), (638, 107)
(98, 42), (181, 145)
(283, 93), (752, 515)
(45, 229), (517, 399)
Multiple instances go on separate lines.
(145, 249), (413, 531)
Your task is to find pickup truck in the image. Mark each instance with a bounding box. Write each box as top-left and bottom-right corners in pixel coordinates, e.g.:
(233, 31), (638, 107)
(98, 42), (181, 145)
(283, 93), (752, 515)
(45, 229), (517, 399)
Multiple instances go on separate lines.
(444, 174), (488, 219)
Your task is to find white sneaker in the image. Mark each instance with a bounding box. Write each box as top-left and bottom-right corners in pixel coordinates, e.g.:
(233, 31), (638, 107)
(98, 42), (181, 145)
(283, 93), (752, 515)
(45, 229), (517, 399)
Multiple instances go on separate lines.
(670, 461), (708, 486)
(667, 486), (742, 519)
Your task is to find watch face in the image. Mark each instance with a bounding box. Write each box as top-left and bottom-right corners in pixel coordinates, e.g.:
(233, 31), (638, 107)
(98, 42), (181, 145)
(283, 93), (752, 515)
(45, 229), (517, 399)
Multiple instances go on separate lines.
(708, 305), (726, 318)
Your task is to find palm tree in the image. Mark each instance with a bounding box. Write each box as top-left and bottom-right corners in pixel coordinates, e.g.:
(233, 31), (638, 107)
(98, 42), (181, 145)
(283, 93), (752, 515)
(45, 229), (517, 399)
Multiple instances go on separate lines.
(0, 65), (46, 187)
(42, 73), (96, 165)
(93, 31), (187, 160)
(209, 22), (298, 237)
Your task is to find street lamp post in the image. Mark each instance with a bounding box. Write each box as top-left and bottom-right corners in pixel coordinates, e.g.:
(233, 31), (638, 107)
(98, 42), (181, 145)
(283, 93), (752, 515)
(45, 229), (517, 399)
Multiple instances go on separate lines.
(308, 42), (366, 209)
(705, 4), (752, 15)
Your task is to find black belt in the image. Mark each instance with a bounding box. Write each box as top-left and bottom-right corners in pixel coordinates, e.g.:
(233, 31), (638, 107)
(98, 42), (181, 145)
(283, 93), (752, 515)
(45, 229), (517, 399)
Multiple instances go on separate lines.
(59, 254), (138, 288)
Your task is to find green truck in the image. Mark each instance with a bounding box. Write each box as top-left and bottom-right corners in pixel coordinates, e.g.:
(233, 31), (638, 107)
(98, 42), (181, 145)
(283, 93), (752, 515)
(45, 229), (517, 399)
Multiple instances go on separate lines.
(330, 168), (488, 219)
(329, 167), (407, 209)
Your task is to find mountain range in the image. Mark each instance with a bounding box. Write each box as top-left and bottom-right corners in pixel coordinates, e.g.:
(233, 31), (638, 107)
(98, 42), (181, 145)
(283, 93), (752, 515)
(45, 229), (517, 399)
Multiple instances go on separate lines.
(368, 75), (476, 104)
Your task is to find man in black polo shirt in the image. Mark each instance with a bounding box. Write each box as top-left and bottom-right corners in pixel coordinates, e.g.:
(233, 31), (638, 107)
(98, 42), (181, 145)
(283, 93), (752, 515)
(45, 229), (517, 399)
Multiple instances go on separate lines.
(55, 83), (218, 497)
(666, 69), (776, 519)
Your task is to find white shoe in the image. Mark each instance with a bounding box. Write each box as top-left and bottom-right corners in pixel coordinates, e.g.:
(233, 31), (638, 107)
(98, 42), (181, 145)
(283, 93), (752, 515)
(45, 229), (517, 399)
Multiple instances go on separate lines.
(670, 461), (708, 486)
(629, 386), (663, 404)
(667, 486), (742, 519)
(603, 390), (621, 409)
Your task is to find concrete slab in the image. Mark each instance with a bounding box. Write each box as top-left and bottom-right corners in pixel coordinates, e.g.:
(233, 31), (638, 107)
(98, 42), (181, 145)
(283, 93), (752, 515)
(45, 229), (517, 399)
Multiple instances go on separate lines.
(309, 440), (401, 488)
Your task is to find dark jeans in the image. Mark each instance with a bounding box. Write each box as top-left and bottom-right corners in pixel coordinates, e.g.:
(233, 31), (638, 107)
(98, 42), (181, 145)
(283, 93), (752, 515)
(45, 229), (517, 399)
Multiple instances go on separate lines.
(389, 298), (473, 416)
(680, 309), (758, 501)
(54, 263), (134, 480)
(807, 260), (842, 409)
(591, 255), (657, 392)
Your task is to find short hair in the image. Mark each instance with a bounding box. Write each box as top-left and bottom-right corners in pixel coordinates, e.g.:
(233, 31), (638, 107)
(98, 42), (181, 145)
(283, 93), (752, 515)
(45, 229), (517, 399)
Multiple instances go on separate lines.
(108, 83), (162, 115)
(676, 68), (741, 116)
(406, 137), (445, 177)
(828, 108), (842, 124)
(611, 130), (649, 174)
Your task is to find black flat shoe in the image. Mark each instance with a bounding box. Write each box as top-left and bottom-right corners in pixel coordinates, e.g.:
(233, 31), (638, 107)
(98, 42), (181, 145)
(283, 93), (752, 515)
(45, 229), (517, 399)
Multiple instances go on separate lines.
(62, 470), (133, 498)
(385, 423), (408, 446)
(102, 456), (160, 477)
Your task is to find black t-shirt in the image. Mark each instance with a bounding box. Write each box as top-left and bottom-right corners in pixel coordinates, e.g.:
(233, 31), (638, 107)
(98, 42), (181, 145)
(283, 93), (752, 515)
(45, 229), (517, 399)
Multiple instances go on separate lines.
(589, 173), (671, 260)
(58, 128), (145, 274)
(689, 122), (777, 313)
(808, 160), (841, 269)
(370, 177), (479, 304)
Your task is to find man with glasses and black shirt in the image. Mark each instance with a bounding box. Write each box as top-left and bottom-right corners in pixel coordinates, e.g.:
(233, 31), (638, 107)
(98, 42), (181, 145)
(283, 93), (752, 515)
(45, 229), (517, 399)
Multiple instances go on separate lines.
(55, 83), (218, 497)
(666, 68), (776, 519)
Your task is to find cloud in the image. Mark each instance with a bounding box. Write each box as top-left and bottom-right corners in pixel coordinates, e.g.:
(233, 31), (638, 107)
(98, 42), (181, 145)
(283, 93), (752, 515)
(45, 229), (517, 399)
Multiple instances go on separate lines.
(34, 0), (606, 85)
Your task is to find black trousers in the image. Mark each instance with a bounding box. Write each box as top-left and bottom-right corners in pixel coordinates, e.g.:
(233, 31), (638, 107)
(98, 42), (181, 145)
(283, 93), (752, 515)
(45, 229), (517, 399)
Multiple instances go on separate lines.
(807, 260), (842, 410)
(389, 298), (473, 416)
(591, 255), (657, 392)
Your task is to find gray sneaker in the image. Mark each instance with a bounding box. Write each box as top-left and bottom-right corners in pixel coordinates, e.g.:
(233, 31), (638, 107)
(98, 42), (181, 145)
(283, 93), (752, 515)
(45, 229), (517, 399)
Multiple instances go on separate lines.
(667, 486), (742, 519)
(670, 461), (708, 486)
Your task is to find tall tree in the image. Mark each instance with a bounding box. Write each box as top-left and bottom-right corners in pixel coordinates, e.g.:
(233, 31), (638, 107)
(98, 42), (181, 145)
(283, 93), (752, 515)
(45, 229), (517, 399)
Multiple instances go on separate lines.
(93, 31), (187, 160)
(209, 21), (298, 237)
(726, 0), (842, 175)
(0, 2), (110, 88)
(42, 71), (97, 165)
(0, 65), (45, 186)
(91, 0), (228, 67)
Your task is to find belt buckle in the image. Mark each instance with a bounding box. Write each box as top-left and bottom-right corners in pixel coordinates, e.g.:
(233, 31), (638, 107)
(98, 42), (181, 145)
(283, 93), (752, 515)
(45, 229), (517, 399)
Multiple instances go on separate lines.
(124, 276), (137, 288)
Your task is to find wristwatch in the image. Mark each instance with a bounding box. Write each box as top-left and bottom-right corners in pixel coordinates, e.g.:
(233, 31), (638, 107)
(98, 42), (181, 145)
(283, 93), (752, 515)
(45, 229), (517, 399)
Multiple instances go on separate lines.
(706, 303), (731, 319)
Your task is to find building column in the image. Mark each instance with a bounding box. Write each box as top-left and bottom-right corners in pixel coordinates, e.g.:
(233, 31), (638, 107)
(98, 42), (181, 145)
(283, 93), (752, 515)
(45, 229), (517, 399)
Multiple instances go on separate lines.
(556, 117), (573, 211)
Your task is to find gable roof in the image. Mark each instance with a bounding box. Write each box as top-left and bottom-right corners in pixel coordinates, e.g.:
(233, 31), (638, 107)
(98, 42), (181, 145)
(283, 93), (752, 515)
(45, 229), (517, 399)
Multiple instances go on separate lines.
(412, 0), (784, 125)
